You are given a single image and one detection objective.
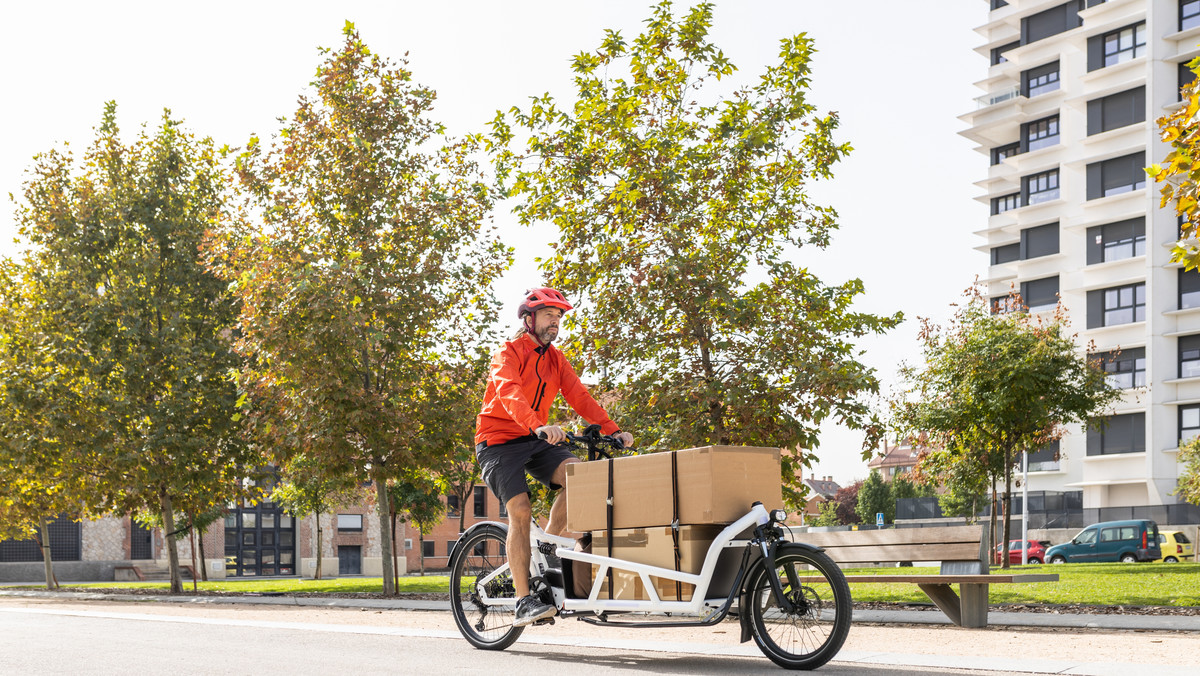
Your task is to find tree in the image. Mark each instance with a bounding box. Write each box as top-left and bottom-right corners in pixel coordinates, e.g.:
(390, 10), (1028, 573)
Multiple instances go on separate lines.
(390, 471), (446, 576)
(209, 24), (509, 594)
(1151, 56), (1200, 269)
(891, 289), (1120, 568)
(1175, 435), (1200, 506)
(272, 455), (364, 580)
(809, 501), (841, 528)
(830, 482), (862, 526)
(13, 104), (255, 593)
(489, 1), (901, 511)
(856, 470), (891, 525)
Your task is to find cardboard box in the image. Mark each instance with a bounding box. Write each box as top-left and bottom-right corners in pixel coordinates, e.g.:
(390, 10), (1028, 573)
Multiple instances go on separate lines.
(590, 525), (724, 601)
(566, 445), (781, 533)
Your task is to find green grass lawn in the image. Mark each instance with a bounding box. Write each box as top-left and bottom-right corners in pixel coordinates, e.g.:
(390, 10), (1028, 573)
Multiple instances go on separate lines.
(844, 562), (1200, 607)
(28, 562), (1200, 608)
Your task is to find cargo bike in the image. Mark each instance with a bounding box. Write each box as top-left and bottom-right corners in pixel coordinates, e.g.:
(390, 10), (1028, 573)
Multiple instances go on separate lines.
(448, 427), (852, 670)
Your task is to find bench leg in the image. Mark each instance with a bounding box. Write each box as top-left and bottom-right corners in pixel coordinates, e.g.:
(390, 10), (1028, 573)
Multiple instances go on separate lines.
(917, 583), (962, 626)
(959, 583), (988, 628)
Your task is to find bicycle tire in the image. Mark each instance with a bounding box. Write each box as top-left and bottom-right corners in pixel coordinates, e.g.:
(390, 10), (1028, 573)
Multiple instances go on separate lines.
(448, 527), (525, 650)
(747, 544), (852, 670)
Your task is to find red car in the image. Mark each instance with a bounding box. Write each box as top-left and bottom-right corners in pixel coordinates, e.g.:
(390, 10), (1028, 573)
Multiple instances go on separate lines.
(994, 539), (1049, 564)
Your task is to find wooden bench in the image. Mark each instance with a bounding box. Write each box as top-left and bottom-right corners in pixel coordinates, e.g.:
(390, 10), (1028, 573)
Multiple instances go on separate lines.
(113, 564), (197, 582)
(791, 525), (1057, 628)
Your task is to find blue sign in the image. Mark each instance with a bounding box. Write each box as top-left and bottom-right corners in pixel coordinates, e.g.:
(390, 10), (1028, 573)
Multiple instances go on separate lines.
(876, 512), (884, 526)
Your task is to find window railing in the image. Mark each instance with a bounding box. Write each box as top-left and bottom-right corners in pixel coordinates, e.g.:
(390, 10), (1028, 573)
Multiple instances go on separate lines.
(976, 85), (1021, 109)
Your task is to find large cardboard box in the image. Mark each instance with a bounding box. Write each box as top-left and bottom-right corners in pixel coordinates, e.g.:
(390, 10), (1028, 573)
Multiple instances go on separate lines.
(590, 525), (724, 601)
(566, 445), (781, 533)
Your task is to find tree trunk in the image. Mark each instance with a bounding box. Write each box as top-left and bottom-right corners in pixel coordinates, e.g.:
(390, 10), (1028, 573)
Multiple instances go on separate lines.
(458, 487), (467, 535)
(419, 532), (425, 576)
(390, 510), (399, 592)
(375, 473), (396, 595)
(1001, 447), (1013, 570)
(197, 522), (209, 582)
(988, 484), (998, 567)
(315, 511), (323, 580)
(160, 491), (183, 594)
(38, 514), (58, 591)
(188, 521), (199, 591)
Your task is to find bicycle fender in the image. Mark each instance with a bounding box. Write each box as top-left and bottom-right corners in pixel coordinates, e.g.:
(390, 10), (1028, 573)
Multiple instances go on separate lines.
(450, 520), (508, 561)
(737, 541), (825, 643)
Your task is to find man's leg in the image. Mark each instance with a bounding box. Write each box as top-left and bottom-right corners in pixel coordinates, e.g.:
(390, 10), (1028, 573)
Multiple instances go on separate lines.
(505, 493), (533, 598)
(545, 457), (580, 537)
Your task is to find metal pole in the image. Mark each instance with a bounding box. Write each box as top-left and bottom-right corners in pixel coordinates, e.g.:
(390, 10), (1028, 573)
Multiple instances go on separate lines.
(1021, 450), (1029, 566)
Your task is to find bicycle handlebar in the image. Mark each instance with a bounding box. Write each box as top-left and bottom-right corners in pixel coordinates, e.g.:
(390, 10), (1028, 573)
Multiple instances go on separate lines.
(537, 423), (627, 461)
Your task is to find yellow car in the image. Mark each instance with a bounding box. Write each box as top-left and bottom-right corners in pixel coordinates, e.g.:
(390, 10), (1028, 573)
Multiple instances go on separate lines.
(1154, 531), (1194, 563)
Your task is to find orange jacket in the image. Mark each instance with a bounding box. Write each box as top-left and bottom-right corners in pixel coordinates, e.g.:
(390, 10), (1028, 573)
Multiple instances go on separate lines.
(475, 333), (619, 446)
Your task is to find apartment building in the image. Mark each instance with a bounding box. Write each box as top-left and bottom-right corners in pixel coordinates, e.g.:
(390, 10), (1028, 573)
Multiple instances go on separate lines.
(961, 0), (1200, 511)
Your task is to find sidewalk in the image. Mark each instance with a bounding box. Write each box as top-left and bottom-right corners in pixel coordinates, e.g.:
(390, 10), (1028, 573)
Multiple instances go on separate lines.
(3, 587), (1199, 632)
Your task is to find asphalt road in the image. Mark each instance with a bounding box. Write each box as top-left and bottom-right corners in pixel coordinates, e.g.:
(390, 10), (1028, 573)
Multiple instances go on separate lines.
(1, 598), (1196, 675)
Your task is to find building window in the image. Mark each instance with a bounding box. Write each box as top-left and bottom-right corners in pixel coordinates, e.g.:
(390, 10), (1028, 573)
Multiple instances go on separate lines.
(1102, 23), (1146, 67)
(1085, 218), (1144, 264)
(473, 486), (487, 518)
(1180, 334), (1200, 378)
(1027, 440), (1060, 472)
(1087, 87), (1145, 136)
(991, 242), (1020, 265)
(1184, 0), (1200, 31)
(991, 40), (1019, 66)
(1181, 405), (1200, 445)
(1086, 412), (1145, 456)
(1021, 222), (1059, 259)
(447, 540), (456, 556)
(1087, 282), (1145, 328)
(498, 499), (508, 518)
(1023, 169), (1060, 205)
(991, 295), (1021, 315)
(1021, 276), (1059, 312)
(1023, 115), (1060, 152)
(991, 0), (1008, 10)
(1023, 61), (1061, 97)
(991, 192), (1022, 215)
(991, 142), (1020, 165)
(1086, 152), (1146, 200)
(336, 514), (363, 532)
(1180, 268), (1200, 309)
(1091, 347), (1146, 389)
(1181, 62), (1197, 102)
(446, 494), (460, 517)
(1022, 4), (1082, 46)
(421, 540), (435, 557)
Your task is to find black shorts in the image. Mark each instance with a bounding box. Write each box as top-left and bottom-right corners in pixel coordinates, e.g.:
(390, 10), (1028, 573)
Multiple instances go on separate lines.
(477, 437), (576, 507)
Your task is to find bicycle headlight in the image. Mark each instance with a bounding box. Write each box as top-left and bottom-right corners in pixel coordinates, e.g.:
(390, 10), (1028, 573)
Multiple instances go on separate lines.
(771, 509), (788, 523)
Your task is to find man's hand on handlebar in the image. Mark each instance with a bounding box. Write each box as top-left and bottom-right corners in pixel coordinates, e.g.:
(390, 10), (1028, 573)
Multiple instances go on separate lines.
(535, 425), (568, 445)
(614, 431), (634, 448)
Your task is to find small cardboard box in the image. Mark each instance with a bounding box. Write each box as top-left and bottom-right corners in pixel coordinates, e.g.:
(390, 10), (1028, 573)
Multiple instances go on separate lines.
(590, 525), (724, 601)
(566, 445), (781, 533)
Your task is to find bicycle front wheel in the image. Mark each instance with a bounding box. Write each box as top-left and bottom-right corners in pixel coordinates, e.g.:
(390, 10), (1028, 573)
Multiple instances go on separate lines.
(747, 544), (852, 670)
(449, 527), (524, 650)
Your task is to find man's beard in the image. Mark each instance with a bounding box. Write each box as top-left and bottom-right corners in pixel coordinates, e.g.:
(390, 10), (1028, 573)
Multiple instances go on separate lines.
(535, 325), (558, 344)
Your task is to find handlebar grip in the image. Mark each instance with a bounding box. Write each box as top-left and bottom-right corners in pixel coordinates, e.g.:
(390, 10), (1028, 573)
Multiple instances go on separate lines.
(537, 431), (548, 440)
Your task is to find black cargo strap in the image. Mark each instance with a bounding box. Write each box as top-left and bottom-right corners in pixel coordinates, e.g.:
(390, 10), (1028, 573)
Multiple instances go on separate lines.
(671, 450), (682, 600)
(606, 455), (614, 598)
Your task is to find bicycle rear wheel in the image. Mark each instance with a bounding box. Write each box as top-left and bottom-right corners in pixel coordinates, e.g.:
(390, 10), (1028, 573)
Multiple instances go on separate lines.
(747, 544), (852, 670)
(449, 527), (524, 650)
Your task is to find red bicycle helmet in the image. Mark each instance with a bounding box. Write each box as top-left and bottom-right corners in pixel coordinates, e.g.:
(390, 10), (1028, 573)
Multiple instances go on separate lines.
(518, 287), (573, 319)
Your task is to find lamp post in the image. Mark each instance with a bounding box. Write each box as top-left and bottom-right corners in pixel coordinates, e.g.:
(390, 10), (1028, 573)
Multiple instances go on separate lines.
(1021, 450), (1029, 566)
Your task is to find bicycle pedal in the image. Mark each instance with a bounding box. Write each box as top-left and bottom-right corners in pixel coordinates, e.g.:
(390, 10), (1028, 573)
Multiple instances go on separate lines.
(533, 616), (555, 626)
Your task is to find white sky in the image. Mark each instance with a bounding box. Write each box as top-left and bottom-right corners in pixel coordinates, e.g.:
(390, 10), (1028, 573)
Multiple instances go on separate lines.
(0, 1), (988, 486)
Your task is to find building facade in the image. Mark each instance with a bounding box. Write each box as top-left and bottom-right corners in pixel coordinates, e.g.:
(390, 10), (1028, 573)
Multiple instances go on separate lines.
(963, 0), (1199, 511)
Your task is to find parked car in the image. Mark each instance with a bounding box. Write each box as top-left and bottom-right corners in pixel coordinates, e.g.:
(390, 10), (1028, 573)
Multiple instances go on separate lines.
(994, 539), (1049, 564)
(1153, 530), (1194, 563)
(1045, 519), (1161, 564)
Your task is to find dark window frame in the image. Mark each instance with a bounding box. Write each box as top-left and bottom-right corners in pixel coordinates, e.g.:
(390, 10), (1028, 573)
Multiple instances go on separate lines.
(1183, 0), (1200, 31)
(1180, 334), (1200, 378)
(446, 494), (460, 518)
(1086, 218), (1145, 264)
(992, 192), (1022, 215)
(991, 242), (1021, 265)
(1021, 222), (1060, 259)
(991, 142), (1020, 165)
(421, 539), (435, 558)
(1180, 62), (1198, 102)
(1180, 268), (1200, 310)
(473, 485), (487, 518)
(1023, 115), (1060, 152)
(1023, 61), (1061, 97)
(991, 40), (1019, 66)
(1086, 153), (1146, 200)
(1023, 169), (1060, 205)
(1087, 87), (1145, 135)
(1086, 412), (1146, 456)
(1021, 276), (1060, 311)
(1102, 23), (1147, 67)
(1091, 347), (1146, 389)
(336, 513), (363, 533)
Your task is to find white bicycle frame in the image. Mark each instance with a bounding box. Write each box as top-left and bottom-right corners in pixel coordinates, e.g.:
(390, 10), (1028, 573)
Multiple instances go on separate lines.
(473, 503), (773, 616)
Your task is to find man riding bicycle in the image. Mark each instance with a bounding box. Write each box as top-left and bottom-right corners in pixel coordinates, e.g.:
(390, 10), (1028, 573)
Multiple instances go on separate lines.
(475, 287), (634, 627)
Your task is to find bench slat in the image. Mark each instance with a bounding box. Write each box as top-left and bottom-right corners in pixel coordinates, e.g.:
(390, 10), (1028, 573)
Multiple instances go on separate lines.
(794, 526), (984, 548)
(843, 574), (1058, 584)
(819, 542), (982, 563)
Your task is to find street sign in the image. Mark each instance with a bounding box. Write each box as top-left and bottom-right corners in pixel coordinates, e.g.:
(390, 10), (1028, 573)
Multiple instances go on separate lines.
(876, 512), (884, 527)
